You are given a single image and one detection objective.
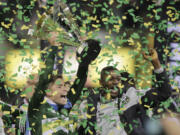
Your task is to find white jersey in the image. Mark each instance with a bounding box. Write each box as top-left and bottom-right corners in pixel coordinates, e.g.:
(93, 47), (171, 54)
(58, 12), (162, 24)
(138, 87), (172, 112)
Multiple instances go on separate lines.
(78, 87), (149, 135)
(0, 117), (5, 135)
(96, 87), (141, 135)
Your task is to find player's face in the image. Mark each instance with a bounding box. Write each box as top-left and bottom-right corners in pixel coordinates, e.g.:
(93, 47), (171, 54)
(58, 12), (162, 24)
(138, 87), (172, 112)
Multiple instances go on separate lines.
(48, 78), (71, 105)
(101, 70), (121, 98)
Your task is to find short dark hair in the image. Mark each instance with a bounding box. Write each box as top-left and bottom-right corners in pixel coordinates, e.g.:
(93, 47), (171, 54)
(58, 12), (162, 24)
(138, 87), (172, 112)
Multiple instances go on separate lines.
(100, 66), (119, 82)
(48, 74), (63, 86)
(100, 66), (134, 85)
(85, 39), (100, 46)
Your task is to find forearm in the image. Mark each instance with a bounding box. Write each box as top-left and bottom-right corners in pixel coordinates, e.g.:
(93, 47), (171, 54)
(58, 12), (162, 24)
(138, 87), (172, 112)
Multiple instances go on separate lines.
(68, 63), (88, 105)
(39, 46), (58, 84)
(68, 39), (101, 105)
(29, 46), (58, 109)
(141, 69), (172, 108)
(152, 59), (161, 70)
(155, 69), (171, 96)
(141, 49), (172, 108)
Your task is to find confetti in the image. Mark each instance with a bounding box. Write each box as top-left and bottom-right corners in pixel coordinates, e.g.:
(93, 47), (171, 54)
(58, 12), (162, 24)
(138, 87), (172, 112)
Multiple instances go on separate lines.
(0, 0), (179, 135)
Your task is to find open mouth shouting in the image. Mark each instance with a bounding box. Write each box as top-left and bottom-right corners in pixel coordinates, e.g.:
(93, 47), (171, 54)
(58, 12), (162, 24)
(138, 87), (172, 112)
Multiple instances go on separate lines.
(109, 86), (120, 97)
(59, 94), (67, 104)
(60, 95), (67, 99)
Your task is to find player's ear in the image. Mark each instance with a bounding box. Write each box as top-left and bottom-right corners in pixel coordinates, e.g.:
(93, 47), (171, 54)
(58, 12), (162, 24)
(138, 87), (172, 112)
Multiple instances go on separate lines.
(46, 83), (53, 97)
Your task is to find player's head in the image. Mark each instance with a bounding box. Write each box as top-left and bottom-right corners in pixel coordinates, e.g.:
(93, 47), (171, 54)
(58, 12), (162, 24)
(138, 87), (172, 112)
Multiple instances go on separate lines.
(100, 66), (121, 98)
(46, 75), (71, 105)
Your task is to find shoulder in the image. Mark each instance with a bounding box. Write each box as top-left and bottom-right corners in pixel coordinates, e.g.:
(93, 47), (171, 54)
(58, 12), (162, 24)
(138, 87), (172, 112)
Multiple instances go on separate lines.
(79, 100), (88, 110)
(122, 87), (142, 109)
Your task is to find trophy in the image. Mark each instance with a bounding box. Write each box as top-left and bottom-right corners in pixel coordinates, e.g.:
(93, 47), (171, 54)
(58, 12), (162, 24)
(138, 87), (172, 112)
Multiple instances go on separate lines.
(34, 0), (86, 47)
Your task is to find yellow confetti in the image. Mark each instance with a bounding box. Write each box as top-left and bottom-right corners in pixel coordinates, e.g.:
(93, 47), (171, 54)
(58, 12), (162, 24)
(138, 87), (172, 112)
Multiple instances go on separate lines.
(56, 27), (63, 32)
(87, 16), (96, 21)
(11, 11), (15, 16)
(108, 40), (113, 45)
(80, 29), (86, 34)
(58, 52), (63, 56)
(144, 105), (150, 108)
(10, 18), (14, 23)
(8, 36), (14, 42)
(52, 91), (57, 96)
(144, 22), (152, 27)
(96, 20), (99, 23)
(102, 18), (108, 22)
(10, 88), (15, 93)
(86, 114), (91, 119)
(115, 125), (120, 130)
(166, 10), (172, 15)
(20, 94), (26, 97)
(1, 22), (11, 29)
(39, 61), (45, 69)
(3, 111), (10, 115)
(11, 106), (17, 113)
(71, 88), (76, 94)
(109, 30), (112, 34)
(90, 107), (95, 112)
(21, 25), (29, 30)
(171, 17), (177, 22)
(88, 129), (93, 135)
(21, 39), (27, 42)
(152, 92), (158, 95)
(58, 13), (61, 16)
(105, 35), (110, 39)
(139, 99), (142, 104)
(53, 70), (58, 75)
(118, 19), (122, 25)
(157, 108), (163, 113)
(92, 24), (98, 28)
(114, 25), (120, 29)
(106, 93), (111, 100)
(127, 38), (135, 46)
(95, 28), (100, 32)
(122, 16), (127, 20)
(57, 46), (62, 50)
(164, 48), (169, 55)
(41, 98), (47, 104)
(58, 60), (62, 64)
(150, 28), (154, 32)
(109, 0), (114, 5)
(100, 104), (107, 110)
(49, 48), (52, 52)
(152, 9), (157, 14)
(167, 6), (174, 10)
(147, 81), (151, 84)
(29, 41), (33, 45)
(35, 20), (38, 25)
(120, 108), (126, 111)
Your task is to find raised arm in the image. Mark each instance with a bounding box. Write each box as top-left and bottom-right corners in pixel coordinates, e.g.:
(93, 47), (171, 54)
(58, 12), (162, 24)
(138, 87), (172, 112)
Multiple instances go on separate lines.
(68, 39), (101, 105)
(29, 31), (60, 110)
(140, 49), (172, 108)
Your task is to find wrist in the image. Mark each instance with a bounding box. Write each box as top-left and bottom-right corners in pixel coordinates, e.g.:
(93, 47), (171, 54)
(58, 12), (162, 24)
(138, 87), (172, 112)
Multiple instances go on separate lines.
(152, 59), (161, 70)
